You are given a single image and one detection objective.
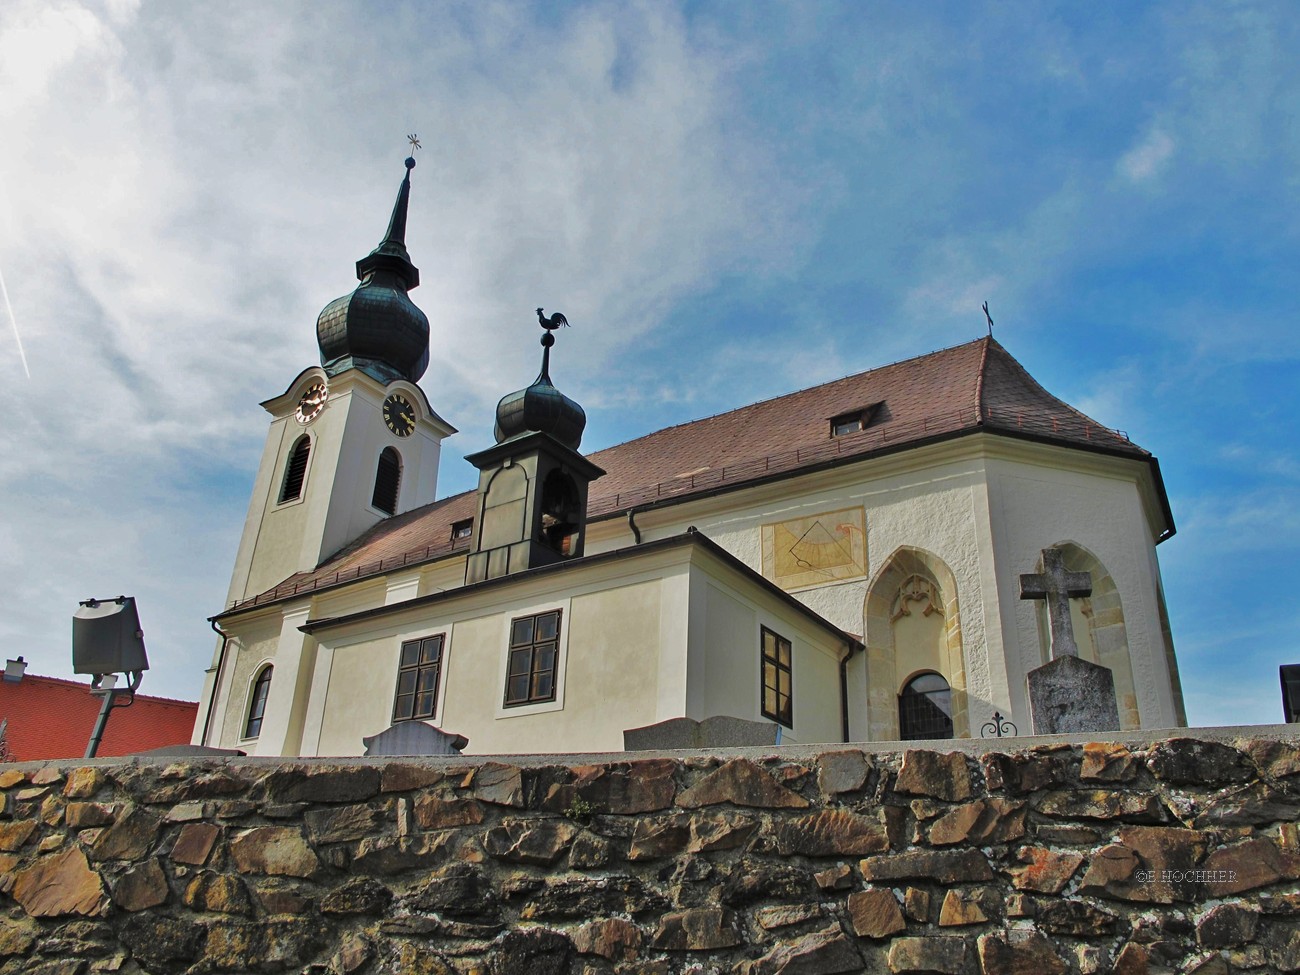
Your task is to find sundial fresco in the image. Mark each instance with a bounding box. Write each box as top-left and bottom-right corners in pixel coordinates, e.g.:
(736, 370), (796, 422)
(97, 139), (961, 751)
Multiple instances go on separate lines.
(761, 507), (867, 591)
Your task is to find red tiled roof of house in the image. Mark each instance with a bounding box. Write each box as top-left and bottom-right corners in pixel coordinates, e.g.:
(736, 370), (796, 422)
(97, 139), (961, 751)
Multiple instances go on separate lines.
(0, 673), (198, 762)
(226, 337), (1156, 614)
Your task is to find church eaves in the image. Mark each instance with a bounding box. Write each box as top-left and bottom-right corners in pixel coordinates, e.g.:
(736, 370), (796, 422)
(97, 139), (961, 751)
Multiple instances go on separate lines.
(222, 336), (1173, 615)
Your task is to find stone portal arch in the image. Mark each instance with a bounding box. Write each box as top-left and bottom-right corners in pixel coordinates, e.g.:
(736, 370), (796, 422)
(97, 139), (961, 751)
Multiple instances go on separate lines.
(1034, 542), (1140, 730)
(864, 548), (967, 740)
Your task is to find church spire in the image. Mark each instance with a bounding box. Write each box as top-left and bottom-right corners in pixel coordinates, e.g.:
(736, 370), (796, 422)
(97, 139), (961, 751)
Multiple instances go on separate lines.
(356, 156), (419, 290)
(315, 155), (430, 384)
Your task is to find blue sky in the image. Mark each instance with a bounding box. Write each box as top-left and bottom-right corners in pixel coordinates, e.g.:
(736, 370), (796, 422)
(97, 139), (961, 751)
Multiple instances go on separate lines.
(0, 1), (1296, 729)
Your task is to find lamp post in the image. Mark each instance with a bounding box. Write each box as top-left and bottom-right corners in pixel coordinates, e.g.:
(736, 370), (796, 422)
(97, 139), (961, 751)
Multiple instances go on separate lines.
(72, 596), (150, 759)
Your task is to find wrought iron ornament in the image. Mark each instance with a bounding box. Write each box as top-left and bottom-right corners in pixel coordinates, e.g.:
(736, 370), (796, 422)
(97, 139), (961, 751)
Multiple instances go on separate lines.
(981, 710), (1018, 738)
(982, 301), (995, 336)
(407, 133), (422, 153)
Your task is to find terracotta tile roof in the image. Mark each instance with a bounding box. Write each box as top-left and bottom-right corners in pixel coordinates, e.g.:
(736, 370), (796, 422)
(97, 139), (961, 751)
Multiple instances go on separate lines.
(227, 337), (1150, 614)
(0, 673), (198, 761)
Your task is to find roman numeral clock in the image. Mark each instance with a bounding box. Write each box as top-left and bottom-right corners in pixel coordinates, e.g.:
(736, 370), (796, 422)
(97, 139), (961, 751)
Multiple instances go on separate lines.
(383, 393), (416, 437)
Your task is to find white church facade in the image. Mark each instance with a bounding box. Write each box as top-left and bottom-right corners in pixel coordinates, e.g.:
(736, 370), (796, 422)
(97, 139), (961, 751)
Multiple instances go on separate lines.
(194, 157), (1185, 757)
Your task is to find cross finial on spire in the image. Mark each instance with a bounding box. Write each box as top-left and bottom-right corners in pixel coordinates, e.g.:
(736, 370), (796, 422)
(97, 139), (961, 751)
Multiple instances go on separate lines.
(982, 301), (994, 337)
(407, 133), (422, 154)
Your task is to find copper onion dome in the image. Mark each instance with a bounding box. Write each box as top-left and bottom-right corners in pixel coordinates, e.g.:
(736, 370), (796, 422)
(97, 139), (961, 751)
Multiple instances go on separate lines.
(316, 157), (430, 385)
(493, 312), (587, 451)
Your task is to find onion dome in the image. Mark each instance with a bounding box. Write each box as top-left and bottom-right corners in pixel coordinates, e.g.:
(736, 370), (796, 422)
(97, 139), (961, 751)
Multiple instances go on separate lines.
(493, 321), (587, 451)
(316, 157), (430, 385)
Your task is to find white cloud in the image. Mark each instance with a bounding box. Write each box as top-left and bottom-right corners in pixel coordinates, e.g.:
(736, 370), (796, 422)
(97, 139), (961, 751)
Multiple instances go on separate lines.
(1117, 129), (1176, 183)
(0, 2), (798, 699)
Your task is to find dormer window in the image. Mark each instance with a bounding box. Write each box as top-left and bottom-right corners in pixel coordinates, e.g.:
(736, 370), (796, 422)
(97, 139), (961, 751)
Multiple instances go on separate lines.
(451, 519), (473, 541)
(830, 403), (881, 437)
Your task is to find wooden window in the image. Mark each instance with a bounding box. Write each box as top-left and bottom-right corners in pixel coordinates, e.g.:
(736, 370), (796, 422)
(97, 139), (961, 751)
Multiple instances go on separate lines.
(371, 447), (402, 515)
(504, 610), (561, 707)
(393, 634), (444, 722)
(451, 518), (473, 541)
(278, 435), (311, 503)
(899, 672), (953, 740)
(244, 666), (273, 738)
(761, 626), (793, 727)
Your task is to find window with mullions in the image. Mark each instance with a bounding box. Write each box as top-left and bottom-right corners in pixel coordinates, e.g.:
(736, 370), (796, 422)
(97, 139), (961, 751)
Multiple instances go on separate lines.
(244, 666), (273, 738)
(761, 626), (793, 727)
(393, 635), (444, 722)
(504, 610), (561, 707)
(899, 672), (953, 740)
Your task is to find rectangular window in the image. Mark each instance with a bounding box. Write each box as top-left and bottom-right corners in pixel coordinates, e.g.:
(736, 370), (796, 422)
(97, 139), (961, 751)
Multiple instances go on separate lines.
(393, 634), (445, 722)
(504, 609), (561, 707)
(451, 518), (473, 541)
(761, 626), (793, 727)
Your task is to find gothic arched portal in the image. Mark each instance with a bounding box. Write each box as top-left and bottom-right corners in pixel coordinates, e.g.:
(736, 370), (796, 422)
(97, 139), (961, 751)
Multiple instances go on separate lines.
(864, 548), (967, 740)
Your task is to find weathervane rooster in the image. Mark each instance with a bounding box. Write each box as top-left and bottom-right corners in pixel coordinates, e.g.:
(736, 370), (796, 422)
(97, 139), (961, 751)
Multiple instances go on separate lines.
(537, 308), (570, 331)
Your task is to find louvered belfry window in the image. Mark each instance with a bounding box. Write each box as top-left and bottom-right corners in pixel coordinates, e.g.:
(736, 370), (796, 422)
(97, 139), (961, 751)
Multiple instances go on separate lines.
(371, 447), (402, 515)
(278, 435), (311, 503)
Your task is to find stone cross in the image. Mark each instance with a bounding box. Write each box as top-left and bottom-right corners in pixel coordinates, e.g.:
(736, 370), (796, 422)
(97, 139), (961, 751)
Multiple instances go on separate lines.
(1020, 547), (1092, 659)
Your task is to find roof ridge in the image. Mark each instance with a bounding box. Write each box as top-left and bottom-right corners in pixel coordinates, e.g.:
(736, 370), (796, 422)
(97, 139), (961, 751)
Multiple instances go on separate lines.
(588, 335), (991, 457)
(984, 338), (1122, 433)
(974, 335), (992, 423)
(3, 673), (199, 707)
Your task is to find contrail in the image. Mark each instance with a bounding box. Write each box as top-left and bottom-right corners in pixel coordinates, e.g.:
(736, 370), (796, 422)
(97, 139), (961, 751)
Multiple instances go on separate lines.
(0, 263), (29, 379)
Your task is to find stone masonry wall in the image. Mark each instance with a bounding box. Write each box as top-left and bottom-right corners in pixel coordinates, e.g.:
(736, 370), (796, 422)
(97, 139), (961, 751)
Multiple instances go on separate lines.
(3, 732), (1300, 974)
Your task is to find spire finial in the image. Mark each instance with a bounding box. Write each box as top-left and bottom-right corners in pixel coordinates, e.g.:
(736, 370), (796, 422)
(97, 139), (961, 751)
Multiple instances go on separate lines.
(982, 301), (995, 337)
(535, 308), (569, 385)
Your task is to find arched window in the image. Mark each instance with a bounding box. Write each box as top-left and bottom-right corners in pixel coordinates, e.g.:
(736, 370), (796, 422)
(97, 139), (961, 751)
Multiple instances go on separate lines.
(899, 672), (953, 741)
(244, 666), (273, 739)
(372, 447), (402, 515)
(278, 435), (311, 503)
(538, 469), (581, 555)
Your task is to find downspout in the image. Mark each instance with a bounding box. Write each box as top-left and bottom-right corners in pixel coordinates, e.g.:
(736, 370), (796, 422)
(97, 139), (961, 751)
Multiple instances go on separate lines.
(839, 641), (864, 743)
(627, 506), (643, 544)
(200, 619), (232, 747)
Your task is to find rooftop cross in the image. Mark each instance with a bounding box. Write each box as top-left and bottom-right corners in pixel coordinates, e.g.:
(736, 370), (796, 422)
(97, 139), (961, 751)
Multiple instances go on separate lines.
(1020, 547), (1092, 659)
(982, 301), (995, 337)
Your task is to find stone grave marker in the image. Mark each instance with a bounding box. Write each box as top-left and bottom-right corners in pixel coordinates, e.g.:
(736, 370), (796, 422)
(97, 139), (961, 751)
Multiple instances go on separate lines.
(1020, 547), (1120, 735)
(363, 722), (468, 757)
(624, 715), (782, 751)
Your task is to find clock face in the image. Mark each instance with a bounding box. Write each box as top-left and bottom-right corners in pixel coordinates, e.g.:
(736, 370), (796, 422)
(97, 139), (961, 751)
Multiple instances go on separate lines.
(383, 393), (416, 437)
(294, 381), (328, 424)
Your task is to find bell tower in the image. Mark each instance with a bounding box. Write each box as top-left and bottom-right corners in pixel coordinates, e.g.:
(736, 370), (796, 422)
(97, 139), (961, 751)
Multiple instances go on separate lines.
(225, 156), (456, 606)
(464, 311), (604, 584)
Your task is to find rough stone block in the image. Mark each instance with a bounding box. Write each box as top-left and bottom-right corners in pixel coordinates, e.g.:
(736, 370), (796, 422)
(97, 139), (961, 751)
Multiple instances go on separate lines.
(676, 759), (809, 810)
(771, 808), (888, 856)
(741, 924), (863, 975)
(895, 750), (972, 801)
(171, 822), (220, 866)
(848, 888), (906, 938)
(977, 930), (1068, 975)
(12, 847), (107, 918)
(886, 936), (967, 974)
(1026, 654), (1120, 735)
(229, 826), (320, 878)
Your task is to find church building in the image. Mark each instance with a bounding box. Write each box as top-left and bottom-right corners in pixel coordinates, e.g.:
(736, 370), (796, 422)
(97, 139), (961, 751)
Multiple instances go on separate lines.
(194, 158), (1185, 756)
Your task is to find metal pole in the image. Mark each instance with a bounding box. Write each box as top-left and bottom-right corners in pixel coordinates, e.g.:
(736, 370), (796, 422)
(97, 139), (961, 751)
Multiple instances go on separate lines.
(84, 689), (118, 759)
